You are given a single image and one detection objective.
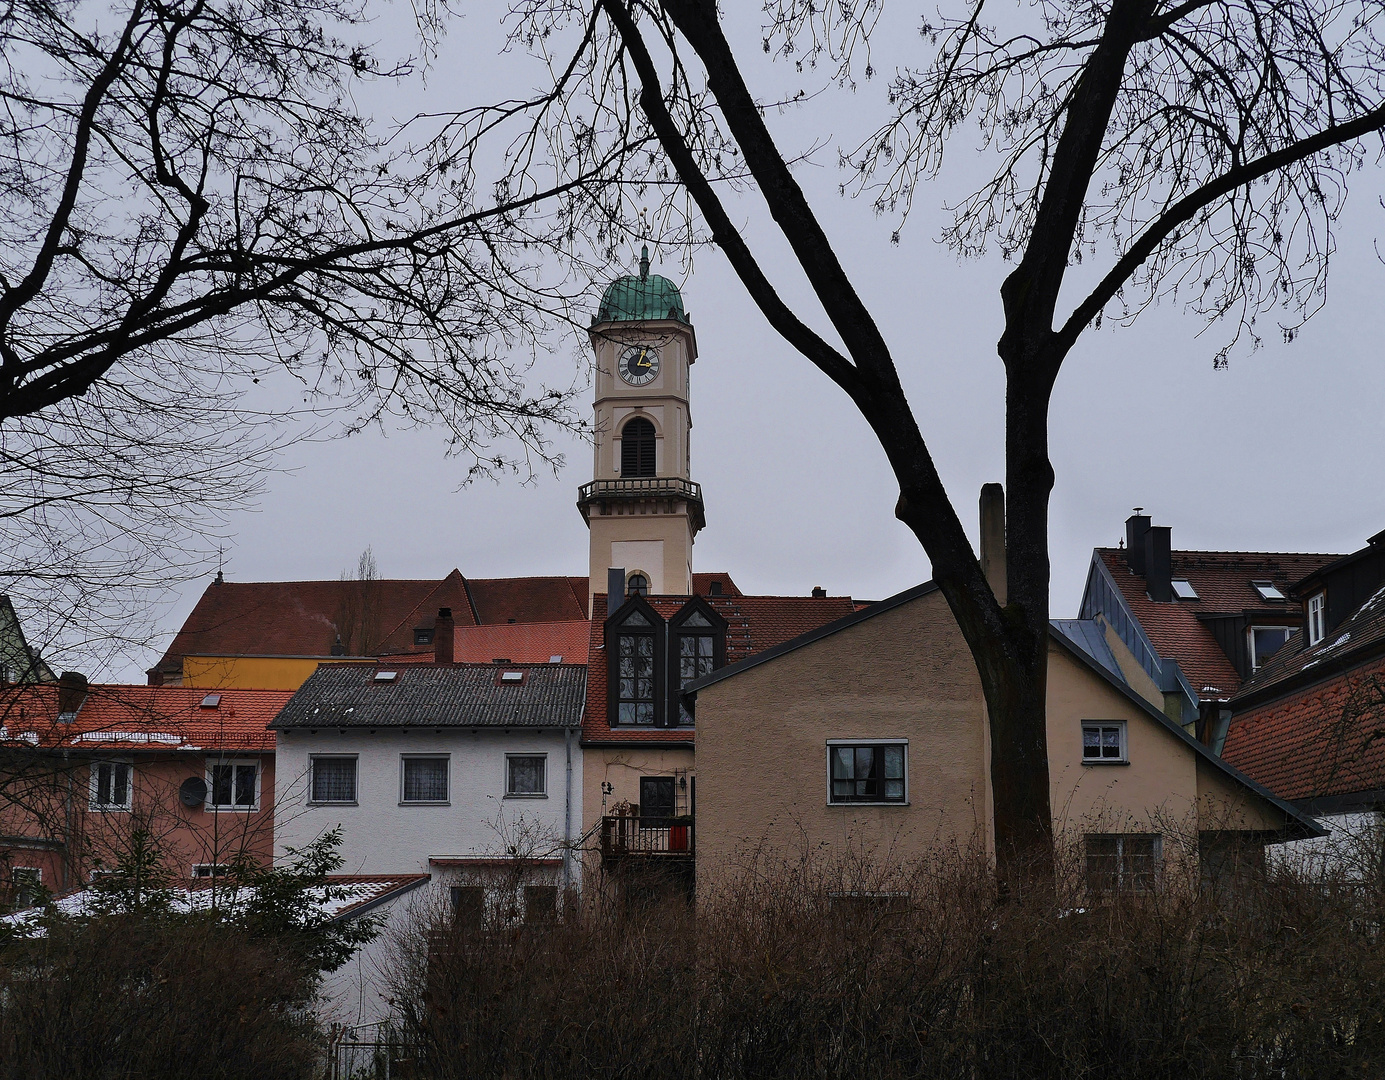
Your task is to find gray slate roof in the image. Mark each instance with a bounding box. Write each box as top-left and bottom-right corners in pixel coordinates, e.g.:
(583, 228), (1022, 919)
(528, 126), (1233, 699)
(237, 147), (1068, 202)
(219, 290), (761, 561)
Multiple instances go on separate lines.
(271, 663), (587, 729)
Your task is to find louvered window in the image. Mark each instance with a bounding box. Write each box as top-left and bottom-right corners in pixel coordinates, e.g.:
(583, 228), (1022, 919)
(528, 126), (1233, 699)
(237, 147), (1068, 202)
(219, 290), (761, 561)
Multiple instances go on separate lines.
(621, 417), (656, 477)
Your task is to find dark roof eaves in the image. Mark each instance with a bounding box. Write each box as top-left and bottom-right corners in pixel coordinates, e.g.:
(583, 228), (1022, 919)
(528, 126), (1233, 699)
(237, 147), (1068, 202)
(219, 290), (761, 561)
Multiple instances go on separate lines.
(1230, 636), (1385, 712)
(1048, 623), (1325, 840)
(684, 580), (941, 694)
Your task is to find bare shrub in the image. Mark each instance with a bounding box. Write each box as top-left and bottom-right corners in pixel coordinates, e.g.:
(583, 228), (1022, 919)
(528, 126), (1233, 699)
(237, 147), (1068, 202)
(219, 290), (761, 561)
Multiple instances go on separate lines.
(388, 841), (1385, 1080)
(0, 916), (320, 1079)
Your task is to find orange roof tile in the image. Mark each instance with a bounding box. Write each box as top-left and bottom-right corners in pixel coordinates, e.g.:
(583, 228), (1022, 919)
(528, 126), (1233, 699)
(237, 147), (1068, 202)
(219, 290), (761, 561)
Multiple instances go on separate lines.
(0, 684), (290, 753)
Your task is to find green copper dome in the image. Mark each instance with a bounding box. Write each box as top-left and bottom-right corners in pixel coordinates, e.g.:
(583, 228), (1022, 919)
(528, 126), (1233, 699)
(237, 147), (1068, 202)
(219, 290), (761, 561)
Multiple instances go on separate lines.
(595, 246), (689, 324)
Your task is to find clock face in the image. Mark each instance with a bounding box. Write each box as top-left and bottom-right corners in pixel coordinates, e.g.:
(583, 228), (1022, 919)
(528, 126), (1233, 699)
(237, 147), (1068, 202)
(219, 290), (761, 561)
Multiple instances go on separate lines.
(619, 345), (660, 386)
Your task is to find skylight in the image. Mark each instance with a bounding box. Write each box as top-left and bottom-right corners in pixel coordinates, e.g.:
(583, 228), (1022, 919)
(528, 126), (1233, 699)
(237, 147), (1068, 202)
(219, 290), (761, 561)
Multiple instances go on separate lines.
(1251, 580), (1286, 601)
(1171, 579), (1199, 600)
(501, 671), (524, 682)
(199, 694), (221, 709)
(374, 671), (398, 683)
(549, 655), (563, 663)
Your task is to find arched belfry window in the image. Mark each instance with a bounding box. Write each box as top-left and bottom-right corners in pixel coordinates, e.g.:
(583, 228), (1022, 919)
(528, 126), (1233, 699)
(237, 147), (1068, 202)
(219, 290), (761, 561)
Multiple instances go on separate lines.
(626, 573), (649, 597)
(607, 597), (663, 726)
(670, 599), (727, 726)
(621, 416), (656, 477)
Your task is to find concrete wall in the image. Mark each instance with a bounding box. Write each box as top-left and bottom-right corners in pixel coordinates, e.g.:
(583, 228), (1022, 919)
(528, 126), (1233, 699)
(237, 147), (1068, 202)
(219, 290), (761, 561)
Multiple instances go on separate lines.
(275, 727), (581, 880)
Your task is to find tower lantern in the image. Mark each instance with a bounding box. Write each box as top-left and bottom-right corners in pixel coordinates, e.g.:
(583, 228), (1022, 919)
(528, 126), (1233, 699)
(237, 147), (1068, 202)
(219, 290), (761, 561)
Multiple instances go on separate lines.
(578, 249), (702, 609)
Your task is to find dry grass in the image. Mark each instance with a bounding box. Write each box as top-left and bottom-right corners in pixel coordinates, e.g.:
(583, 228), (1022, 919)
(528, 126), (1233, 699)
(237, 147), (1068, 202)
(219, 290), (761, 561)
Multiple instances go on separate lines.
(387, 846), (1385, 1080)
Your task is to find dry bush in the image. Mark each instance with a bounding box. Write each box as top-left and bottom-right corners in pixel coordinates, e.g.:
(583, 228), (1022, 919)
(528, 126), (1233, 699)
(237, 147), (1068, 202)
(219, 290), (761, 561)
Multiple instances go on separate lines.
(0, 915), (321, 1080)
(389, 844), (1385, 1080)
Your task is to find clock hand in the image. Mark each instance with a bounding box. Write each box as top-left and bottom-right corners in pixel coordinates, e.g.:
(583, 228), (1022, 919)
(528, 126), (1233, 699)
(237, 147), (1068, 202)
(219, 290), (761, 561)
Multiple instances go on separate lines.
(636, 349), (651, 369)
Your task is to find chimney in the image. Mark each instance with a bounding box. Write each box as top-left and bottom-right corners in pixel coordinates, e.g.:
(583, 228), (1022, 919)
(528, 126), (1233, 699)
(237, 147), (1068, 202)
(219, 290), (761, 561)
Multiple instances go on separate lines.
(330, 633), (345, 657)
(434, 607), (455, 664)
(979, 483), (1006, 605)
(1125, 511), (1151, 575)
(1143, 526), (1173, 602)
(145, 667), (164, 687)
(57, 671), (88, 720)
(811, 586), (826, 598)
(607, 567), (626, 609)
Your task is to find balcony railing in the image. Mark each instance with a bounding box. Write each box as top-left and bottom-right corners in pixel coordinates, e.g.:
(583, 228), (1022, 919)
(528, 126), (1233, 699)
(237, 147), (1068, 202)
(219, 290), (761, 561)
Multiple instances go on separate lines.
(577, 477), (706, 533)
(600, 815), (695, 858)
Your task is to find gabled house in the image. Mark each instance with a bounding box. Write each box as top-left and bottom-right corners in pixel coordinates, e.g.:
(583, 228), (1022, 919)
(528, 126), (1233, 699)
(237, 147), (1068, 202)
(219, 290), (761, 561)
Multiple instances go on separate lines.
(581, 572), (856, 886)
(1222, 531), (1385, 873)
(688, 496), (1322, 896)
(0, 680), (290, 904)
(270, 646), (586, 919)
(1078, 512), (1341, 745)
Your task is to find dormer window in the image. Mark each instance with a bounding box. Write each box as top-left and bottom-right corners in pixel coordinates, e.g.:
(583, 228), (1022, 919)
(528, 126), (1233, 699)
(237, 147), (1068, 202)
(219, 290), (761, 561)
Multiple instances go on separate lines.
(670, 601), (727, 726)
(414, 628), (434, 646)
(612, 604), (658, 726)
(1252, 580), (1286, 602)
(1307, 592), (1327, 645)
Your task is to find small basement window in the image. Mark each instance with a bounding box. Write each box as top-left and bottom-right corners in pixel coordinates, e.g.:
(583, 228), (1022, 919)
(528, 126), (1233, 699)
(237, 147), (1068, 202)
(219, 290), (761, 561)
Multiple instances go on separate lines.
(1171, 579), (1199, 600)
(1082, 721), (1127, 763)
(1252, 580), (1286, 602)
(374, 671), (398, 683)
(199, 694), (221, 709)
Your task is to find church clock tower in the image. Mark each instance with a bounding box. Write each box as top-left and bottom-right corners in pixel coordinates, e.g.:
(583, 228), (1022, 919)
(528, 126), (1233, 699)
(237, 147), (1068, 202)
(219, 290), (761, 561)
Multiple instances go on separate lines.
(579, 247), (703, 606)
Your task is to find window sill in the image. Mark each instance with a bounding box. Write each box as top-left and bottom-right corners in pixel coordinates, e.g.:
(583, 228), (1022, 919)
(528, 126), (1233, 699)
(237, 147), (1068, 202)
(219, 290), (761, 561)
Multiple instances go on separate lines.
(1081, 760), (1130, 767)
(399, 801), (451, 807)
(827, 801), (910, 808)
(504, 793), (549, 800)
(88, 805), (131, 813)
(308, 801), (358, 807)
(205, 806), (260, 813)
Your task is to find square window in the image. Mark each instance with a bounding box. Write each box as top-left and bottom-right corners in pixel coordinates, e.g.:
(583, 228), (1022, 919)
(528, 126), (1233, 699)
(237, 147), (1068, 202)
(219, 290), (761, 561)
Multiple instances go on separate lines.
(208, 761), (258, 809)
(1082, 722), (1127, 763)
(90, 761), (132, 810)
(402, 756), (449, 803)
(1085, 834), (1161, 894)
(506, 755), (546, 797)
(827, 742), (907, 804)
(1249, 626), (1294, 672)
(310, 757), (357, 803)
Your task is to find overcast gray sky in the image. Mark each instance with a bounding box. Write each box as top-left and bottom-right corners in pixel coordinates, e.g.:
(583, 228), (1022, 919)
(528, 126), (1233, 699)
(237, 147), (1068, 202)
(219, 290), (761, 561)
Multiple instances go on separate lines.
(132, 3), (1385, 679)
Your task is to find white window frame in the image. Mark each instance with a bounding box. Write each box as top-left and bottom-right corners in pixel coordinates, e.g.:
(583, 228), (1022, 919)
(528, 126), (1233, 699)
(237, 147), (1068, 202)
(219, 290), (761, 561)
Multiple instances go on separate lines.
(825, 738), (909, 806)
(1251, 580), (1287, 602)
(1081, 721), (1128, 764)
(191, 863), (231, 879)
(309, 754), (359, 805)
(1307, 592), (1327, 646)
(205, 758), (260, 811)
(400, 754), (451, 805)
(88, 759), (133, 811)
(505, 753), (548, 798)
(1247, 625), (1295, 672)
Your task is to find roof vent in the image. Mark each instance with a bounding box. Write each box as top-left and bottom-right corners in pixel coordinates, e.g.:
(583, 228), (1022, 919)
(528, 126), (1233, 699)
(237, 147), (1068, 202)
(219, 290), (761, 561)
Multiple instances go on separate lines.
(374, 671), (398, 683)
(199, 694), (222, 709)
(500, 670), (524, 683)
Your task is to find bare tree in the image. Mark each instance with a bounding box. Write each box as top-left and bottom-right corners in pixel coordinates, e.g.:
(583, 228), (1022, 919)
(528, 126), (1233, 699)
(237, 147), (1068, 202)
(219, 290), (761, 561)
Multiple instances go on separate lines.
(459, 0), (1385, 881)
(333, 546), (384, 657)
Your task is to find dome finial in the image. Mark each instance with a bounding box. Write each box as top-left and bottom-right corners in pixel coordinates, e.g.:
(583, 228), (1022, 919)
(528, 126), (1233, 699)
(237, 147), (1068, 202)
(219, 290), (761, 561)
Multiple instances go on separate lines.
(639, 244), (650, 279)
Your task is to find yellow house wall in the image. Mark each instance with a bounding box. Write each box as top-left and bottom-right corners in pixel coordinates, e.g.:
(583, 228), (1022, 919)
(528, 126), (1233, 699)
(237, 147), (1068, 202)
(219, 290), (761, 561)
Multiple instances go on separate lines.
(694, 590), (988, 883)
(694, 589), (1293, 890)
(182, 655), (358, 691)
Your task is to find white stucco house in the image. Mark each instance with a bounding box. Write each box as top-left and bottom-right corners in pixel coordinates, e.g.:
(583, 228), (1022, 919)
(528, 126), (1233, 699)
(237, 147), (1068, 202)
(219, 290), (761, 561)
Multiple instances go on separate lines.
(271, 658), (586, 925)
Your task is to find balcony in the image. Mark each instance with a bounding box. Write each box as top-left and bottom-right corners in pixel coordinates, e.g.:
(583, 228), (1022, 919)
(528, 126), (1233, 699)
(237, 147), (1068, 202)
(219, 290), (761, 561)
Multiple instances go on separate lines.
(577, 477), (705, 533)
(599, 814), (695, 859)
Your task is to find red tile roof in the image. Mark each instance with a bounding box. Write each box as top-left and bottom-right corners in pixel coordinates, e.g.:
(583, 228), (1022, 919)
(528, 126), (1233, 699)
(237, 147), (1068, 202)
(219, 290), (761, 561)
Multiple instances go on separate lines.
(1222, 651), (1385, 802)
(0, 684), (291, 752)
(1095, 548), (1341, 700)
(379, 620), (592, 666)
(581, 592), (856, 745)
